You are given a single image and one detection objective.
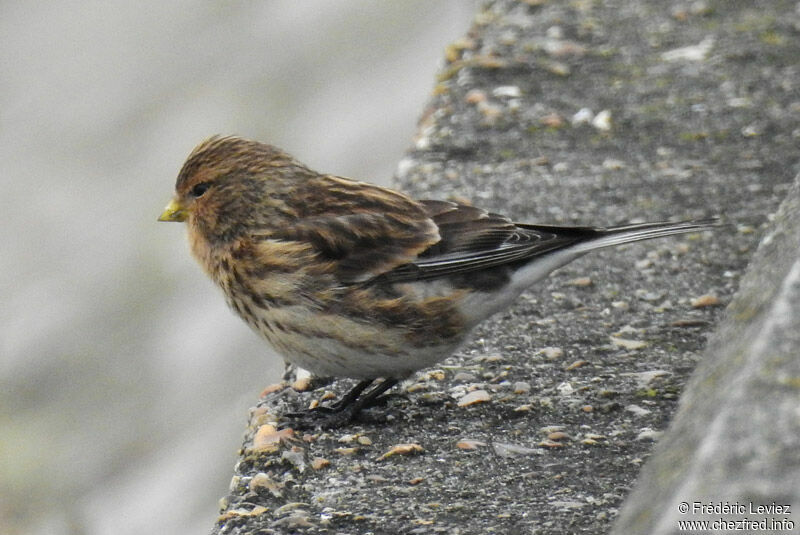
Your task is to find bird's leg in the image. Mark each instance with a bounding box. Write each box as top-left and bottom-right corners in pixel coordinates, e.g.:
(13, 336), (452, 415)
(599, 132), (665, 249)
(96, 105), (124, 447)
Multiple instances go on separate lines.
(283, 378), (400, 429)
(313, 379), (376, 413)
(340, 378), (399, 413)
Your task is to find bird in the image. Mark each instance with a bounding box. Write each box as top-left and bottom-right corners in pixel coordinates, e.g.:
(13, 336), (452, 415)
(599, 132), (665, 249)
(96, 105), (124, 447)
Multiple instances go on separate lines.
(158, 135), (717, 427)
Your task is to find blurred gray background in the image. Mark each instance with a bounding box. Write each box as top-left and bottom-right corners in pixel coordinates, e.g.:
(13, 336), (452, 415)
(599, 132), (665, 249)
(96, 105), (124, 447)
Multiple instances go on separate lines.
(0, 2), (475, 533)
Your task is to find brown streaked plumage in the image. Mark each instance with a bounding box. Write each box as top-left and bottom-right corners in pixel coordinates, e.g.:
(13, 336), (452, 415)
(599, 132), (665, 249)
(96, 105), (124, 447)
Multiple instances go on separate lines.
(159, 135), (718, 426)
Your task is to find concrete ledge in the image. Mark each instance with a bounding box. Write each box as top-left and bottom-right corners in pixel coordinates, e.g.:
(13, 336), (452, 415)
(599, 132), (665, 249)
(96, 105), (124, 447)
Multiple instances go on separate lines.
(612, 174), (800, 534)
(210, 1), (800, 533)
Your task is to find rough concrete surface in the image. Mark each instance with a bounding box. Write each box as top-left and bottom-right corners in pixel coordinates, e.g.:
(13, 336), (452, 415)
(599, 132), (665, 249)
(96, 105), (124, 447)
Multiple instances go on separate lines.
(210, 1), (800, 533)
(612, 173), (800, 535)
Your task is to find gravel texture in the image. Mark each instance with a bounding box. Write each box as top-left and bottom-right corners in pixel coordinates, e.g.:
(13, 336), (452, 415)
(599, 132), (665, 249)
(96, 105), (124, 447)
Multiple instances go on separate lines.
(612, 173), (800, 535)
(210, 1), (800, 533)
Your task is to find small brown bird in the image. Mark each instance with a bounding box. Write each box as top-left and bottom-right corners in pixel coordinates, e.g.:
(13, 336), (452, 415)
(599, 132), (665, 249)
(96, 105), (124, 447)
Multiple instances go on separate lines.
(159, 136), (716, 426)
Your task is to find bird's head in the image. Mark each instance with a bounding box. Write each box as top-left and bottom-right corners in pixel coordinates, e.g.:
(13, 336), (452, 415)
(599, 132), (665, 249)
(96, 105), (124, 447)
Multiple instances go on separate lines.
(158, 136), (306, 242)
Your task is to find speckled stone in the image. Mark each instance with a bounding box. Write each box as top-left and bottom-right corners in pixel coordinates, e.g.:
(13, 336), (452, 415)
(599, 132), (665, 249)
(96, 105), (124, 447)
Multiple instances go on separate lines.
(613, 175), (800, 534)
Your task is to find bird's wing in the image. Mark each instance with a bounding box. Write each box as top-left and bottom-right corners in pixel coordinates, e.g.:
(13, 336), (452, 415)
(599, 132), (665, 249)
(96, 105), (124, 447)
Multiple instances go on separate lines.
(379, 200), (600, 283)
(384, 203), (718, 283)
(266, 194), (597, 285)
(264, 176), (441, 284)
(263, 174), (714, 285)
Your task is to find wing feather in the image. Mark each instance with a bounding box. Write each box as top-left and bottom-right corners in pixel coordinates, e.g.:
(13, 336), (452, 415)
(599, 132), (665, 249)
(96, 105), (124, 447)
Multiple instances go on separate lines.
(263, 177), (440, 283)
(380, 201), (599, 283)
(256, 177), (715, 287)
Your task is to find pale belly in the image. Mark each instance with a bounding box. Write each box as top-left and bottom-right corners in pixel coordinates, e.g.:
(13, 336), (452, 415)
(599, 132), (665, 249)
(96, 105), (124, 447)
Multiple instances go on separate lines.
(229, 297), (465, 379)
(266, 329), (462, 379)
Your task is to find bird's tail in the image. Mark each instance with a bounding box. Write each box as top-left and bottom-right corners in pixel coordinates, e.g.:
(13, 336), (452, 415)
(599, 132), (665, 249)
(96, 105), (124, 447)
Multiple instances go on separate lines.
(564, 218), (721, 254)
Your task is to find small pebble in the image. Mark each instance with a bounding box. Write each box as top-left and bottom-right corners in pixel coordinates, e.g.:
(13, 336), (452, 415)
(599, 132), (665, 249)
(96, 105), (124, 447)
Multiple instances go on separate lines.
(615, 324), (641, 335)
(253, 425), (294, 453)
(273, 502), (310, 516)
(292, 376), (312, 391)
(556, 382), (574, 396)
(379, 443), (424, 460)
(672, 5), (690, 21)
(271, 513), (313, 529)
(513, 381), (531, 394)
(453, 372), (478, 383)
(584, 433), (606, 441)
(218, 505), (269, 521)
(492, 85), (521, 98)
(572, 107), (594, 125)
(538, 439), (565, 448)
(691, 294), (720, 308)
(540, 112), (564, 127)
(727, 97), (753, 108)
(478, 101), (503, 124)
(249, 472), (284, 496)
(636, 428), (663, 441)
(493, 442), (542, 457)
(610, 336), (648, 350)
(540, 425), (565, 434)
(567, 277), (592, 287)
(420, 369), (445, 381)
(551, 500), (585, 510)
(456, 439), (487, 450)
(591, 109), (612, 131)
(690, 1), (711, 15)
(444, 37), (477, 62)
(249, 472), (272, 491)
(545, 25), (563, 39)
(565, 360), (589, 371)
(338, 434), (358, 443)
(311, 457), (330, 470)
(539, 346), (564, 359)
(661, 36), (714, 62)
(457, 389), (492, 406)
(260, 383), (286, 397)
(281, 448), (306, 472)
(626, 370), (671, 387)
(602, 158), (625, 170)
(465, 89), (487, 104)
(542, 60), (570, 76)
(626, 404), (652, 417)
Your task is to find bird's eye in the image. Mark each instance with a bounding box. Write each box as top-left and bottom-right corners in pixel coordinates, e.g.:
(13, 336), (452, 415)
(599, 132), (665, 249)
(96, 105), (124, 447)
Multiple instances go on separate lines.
(190, 182), (211, 198)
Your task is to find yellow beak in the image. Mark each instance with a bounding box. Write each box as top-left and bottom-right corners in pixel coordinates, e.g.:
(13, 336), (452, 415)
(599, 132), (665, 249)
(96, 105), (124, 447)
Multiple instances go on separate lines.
(158, 198), (187, 222)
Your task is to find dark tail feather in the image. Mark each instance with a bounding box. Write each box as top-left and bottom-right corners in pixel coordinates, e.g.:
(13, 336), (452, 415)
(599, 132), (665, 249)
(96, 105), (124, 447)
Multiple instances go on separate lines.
(568, 217), (721, 254)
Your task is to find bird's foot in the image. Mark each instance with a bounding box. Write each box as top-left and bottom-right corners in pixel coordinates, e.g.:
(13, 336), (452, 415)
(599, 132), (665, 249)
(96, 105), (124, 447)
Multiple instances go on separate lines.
(281, 378), (398, 430)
